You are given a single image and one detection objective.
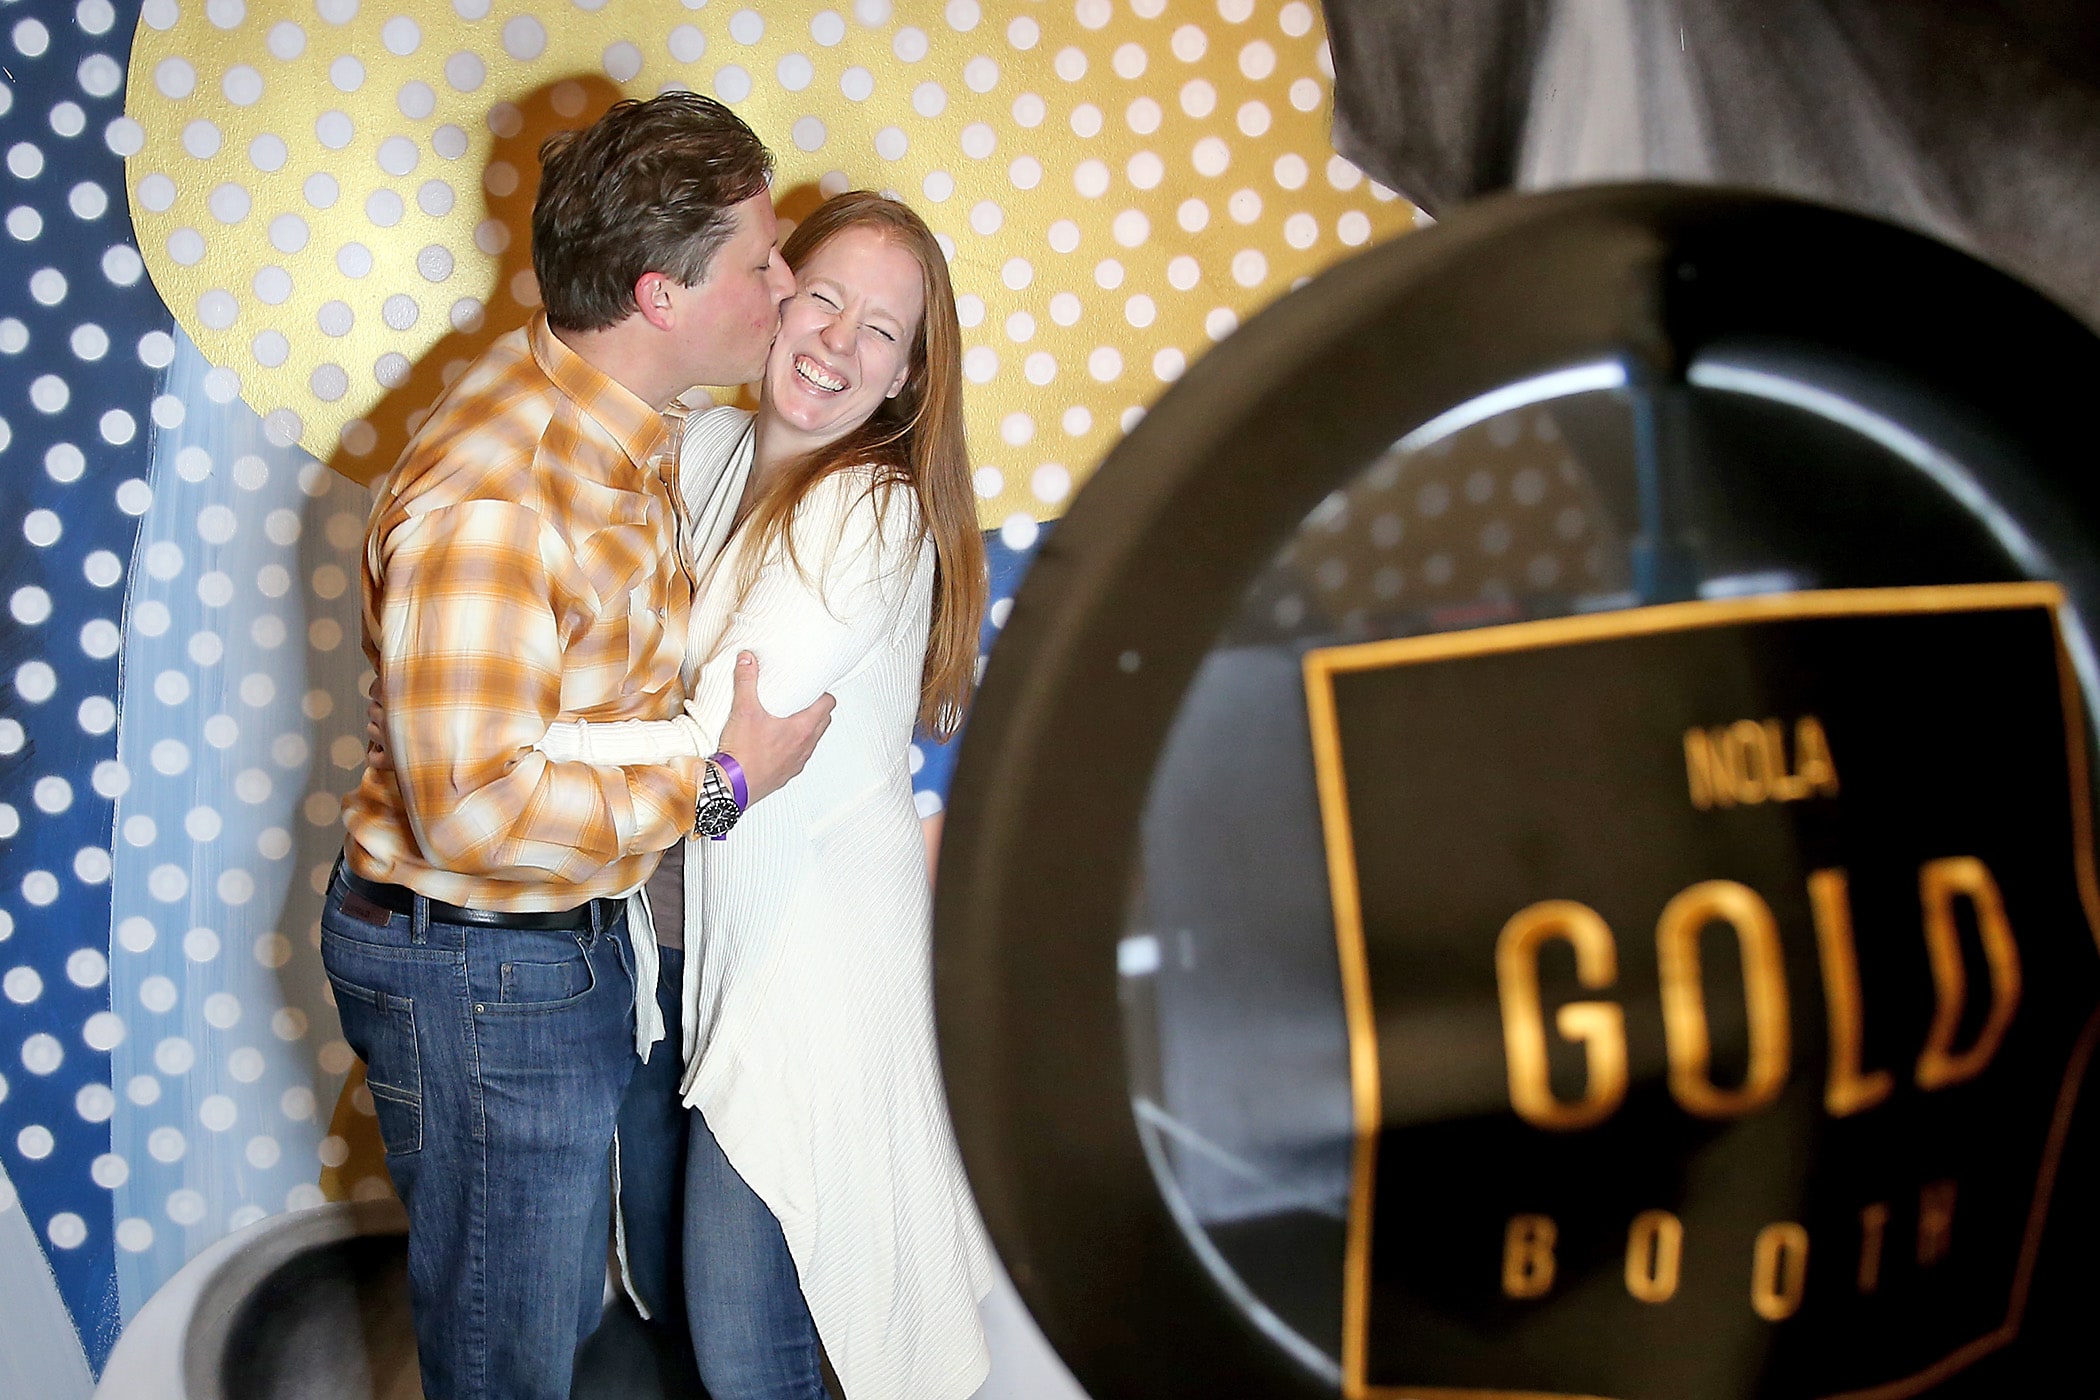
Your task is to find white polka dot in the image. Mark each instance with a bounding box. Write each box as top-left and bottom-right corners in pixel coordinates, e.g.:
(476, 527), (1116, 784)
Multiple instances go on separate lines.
(969, 200), (1004, 236)
(1095, 258), (1124, 289)
(1012, 92), (1045, 126)
(1032, 463), (1072, 503)
(218, 63), (265, 108)
(1206, 306), (1239, 339)
(1291, 76), (1323, 112)
(103, 245), (145, 286)
(963, 346), (999, 383)
(4, 967), (42, 1004)
(1048, 292), (1081, 326)
(1009, 155), (1042, 189)
(78, 694), (118, 732)
(792, 115), (827, 152)
(16, 662), (56, 703)
(116, 1219), (154, 1252)
(1193, 136), (1231, 177)
(1182, 78), (1218, 119)
(12, 588), (51, 625)
(1001, 257), (1034, 290)
(21, 1033), (63, 1075)
(1000, 412), (1034, 446)
(1054, 46), (1087, 81)
(315, 109), (354, 149)
(973, 467), (1003, 498)
(965, 56), (999, 92)
(82, 1011), (123, 1050)
(77, 52), (122, 99)
(1230, 188), (1263, 223)
(266, 20), (307, 59)
(446, 49), (486, 89)
(1074, 160), (1109, 198)
(1328, 154), (1364, 190)
(922, 170), (954, 202)
(912, 81), (948, 117)
(1125, 294), (1157, 328)
(92, 1153), (129, 1189)
(1062, 405), (1092, 435)
(1023, 351), (1057, 386)
(503, 14), (547, 60)
(47, 1213), (87, 1250)
(1113, 43), (1148, 79)
(1113, 209), (1150, 247)
(147, 1126), (185, 1163)
(30, 374), (69, 414)
(1001, 514), (1040, 551)
(166, 1190), (207, 1225)
(1232, 249), (1269, 287)
(1008, 14), (1039, 49)
(6, 143), (43, 180)
(1338, 210), (1372, 246)
(1005, 311), (1036, 342)
(1089, 347), (1124, 381)
(716, 65), (753, 102)
(23, 509), (60, 546)
(840, 66), (874, 101)
(155, 57), (197, 100)
(1127, 151), (1164, 189)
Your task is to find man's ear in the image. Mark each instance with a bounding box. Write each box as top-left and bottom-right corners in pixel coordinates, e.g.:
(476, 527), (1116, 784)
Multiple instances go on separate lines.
(634, 272), (678, 332)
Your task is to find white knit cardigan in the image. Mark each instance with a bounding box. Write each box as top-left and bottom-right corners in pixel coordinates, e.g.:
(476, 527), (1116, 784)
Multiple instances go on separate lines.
(541, 406), (994, 1400)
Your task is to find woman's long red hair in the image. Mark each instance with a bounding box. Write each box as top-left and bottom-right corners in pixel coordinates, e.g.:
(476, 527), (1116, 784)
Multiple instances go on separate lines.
(733, 191), (987, 738)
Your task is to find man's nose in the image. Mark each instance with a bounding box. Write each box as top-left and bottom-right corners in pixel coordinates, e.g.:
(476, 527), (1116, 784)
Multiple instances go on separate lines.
(768, 254), (794, 304)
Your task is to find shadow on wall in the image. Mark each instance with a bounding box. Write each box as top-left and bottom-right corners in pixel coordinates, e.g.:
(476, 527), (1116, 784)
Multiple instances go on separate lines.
(326, 75), (622, 491)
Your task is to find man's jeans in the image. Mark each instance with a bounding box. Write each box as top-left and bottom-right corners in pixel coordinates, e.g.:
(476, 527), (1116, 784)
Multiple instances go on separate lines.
(615, 945), (689, 1330)
(320, 867), (637, 1400)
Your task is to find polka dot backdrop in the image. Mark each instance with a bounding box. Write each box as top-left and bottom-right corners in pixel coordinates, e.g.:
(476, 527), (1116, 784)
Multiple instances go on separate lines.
(101, 325), (373, 1317)
(0, 0), (169, 1368)
(0, 0), (1429, 1377)
(123, 0), (1419, 526)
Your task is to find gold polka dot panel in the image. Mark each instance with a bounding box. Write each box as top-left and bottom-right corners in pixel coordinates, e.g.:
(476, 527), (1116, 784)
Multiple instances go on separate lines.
(127, 0), (1419, 522)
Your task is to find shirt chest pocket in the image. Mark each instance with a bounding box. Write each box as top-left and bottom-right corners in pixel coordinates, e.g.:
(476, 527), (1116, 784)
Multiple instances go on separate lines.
(625, 590), (679, 694)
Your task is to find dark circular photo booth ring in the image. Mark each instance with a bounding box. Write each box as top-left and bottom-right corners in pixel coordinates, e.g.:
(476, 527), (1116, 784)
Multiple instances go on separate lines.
(935, 185), (2100, 1400)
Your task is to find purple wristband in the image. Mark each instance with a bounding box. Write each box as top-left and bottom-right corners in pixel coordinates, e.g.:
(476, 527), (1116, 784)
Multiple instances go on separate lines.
(710, 752), (749, 810)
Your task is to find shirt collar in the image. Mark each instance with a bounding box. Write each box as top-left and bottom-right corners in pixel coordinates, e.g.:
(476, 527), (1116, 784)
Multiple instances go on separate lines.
(528, 311), (668, 473)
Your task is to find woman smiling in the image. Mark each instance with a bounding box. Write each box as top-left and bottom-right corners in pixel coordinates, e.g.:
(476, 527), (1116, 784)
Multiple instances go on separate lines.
(539, 192), (992, 1400)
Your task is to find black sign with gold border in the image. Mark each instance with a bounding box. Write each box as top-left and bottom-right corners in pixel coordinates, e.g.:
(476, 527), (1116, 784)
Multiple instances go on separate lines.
(1306, 583), (2100, 1400)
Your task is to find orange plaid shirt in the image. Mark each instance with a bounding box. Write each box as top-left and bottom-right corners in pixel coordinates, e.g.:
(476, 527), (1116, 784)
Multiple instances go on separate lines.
(341, 313), (701, 911)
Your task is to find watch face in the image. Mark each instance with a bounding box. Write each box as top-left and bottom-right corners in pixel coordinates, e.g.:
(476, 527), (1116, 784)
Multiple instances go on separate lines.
(695, 798), (739, 838)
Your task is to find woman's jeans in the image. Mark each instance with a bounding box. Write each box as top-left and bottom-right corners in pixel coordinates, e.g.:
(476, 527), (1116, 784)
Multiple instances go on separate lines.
(319, 869), (637, 1400)
(617, 948), (826, 1399)
(684, 1109), (827, 1400)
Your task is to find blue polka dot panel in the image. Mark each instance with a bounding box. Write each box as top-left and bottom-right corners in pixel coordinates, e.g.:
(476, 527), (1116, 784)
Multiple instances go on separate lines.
(0, 0), (1416, 1384)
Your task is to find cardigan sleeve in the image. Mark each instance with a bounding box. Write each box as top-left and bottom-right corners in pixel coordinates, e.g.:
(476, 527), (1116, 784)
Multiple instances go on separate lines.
(536, 469), (925, 767)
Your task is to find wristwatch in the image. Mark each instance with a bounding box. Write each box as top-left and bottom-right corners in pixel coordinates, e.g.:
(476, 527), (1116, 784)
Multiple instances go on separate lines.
(692, 751), (750, 841)
(693, 762), (742, 840)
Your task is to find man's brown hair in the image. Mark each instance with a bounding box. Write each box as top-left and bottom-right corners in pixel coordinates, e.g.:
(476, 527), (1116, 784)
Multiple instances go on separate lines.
(532, 92), (773, 332)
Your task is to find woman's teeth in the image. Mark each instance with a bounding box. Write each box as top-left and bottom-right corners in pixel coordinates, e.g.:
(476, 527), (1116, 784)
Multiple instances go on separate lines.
(794, 355), (846, 392)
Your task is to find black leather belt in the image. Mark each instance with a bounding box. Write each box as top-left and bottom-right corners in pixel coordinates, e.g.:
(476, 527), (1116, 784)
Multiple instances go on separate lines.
(335, 863), (612, 932)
